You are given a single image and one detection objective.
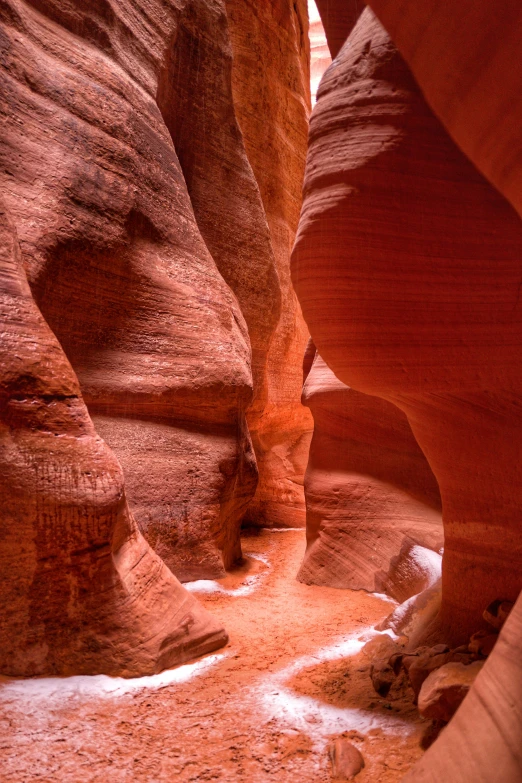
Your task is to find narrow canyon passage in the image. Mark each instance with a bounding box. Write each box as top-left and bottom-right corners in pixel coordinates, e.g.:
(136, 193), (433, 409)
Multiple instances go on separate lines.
(0, 530), (428, 782)
(1, 1), (522, 780)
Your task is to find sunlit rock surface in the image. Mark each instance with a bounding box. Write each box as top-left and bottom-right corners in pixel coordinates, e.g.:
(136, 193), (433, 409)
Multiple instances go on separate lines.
(225, 0), (314, 528)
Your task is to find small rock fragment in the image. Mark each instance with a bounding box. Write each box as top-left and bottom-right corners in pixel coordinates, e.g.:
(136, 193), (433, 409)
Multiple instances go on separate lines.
(370, 658), (395, 697)
(453, 644), (469, 654)
(418, 661), (484, 722)
(388, 651), (404, 675)
(483, 599), (514, 630)
(407, 652), (450, 697)
(402, 653), (421, 671)
(468, 631), (498, 657)
(429, 643), (450, 655)
(468, 629), (498, 656)
(329, 739), (365, 780)
(362, 634), (399, 660)
(344, 730), (365, 741)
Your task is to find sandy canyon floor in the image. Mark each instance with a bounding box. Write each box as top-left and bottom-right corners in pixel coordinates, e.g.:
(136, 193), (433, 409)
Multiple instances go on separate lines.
(0, 529), (432, 782)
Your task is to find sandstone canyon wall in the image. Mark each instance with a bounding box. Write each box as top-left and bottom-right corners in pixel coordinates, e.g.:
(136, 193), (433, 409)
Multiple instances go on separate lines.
(293, 6), (522, 779)
(0, 0), (312, 597)
(0, 0), (312, 676)
(0, 198), (227, 676)
(367, 0), (522, 223)
(224, 0), (314, 528)
(299, 345), (442, 601)
(292, 6), (522, 644)
(301, 2), (443, 602)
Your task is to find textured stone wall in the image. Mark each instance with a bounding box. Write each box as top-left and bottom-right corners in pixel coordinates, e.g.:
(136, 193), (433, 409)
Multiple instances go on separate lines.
(0, 197), (227, 677)
(225, 0), (314, 528)
(299, 345), (442, 601)
(292, 6), (522, 641)
(0, 0), (312, 674)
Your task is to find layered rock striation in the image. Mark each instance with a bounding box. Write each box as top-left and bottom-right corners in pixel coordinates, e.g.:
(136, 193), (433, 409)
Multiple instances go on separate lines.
(0, 0), (314, 675)
(367, 0), (522, 222)
(0, 199), (227, 676)
(0, 0), (312, 583)
(292, 8), (522, 641)
(225, 0), (314, 528)
(298, 345), (442, 600)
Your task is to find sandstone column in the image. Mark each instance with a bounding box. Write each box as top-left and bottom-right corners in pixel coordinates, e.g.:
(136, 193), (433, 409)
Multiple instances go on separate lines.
(292, 8), (522, 641)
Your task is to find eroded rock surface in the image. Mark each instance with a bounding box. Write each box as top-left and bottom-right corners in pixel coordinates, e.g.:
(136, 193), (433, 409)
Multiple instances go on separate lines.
(298, 348), (442, 600)
(367, 0), (522, 220)
(0, 200), (227, 677)
(417, 661), (484, 723)
(292, 7), (522, 641)
(403, 592), (522, 782)
(225, 0), (314, 528)
(0, 0), (265, 581)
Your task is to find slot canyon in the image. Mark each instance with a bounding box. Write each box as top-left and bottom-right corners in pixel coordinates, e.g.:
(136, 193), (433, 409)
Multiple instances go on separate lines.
(0, 0), (521, 780)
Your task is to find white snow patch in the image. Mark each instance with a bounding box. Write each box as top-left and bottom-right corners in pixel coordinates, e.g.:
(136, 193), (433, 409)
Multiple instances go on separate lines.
(370, 592), (400, 605)
(0, 653), (226, 703)
(184, 580), (223, 594)
(408, 545), (442, 584)
(184, 552), (270, 597)
(253, 628), (416, 749)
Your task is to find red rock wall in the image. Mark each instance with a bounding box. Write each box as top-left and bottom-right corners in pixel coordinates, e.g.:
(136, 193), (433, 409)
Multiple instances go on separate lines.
(0, 0), (314, 678)
(309, 1), (331, 105)
(292, 8), (522, 641)
(0, 198), (227, 676)
(367, 0), (522, 221)
(158, 0), (281, 429)
(224, 0), (314, 528)
(314, 0), (365, 57)
(299, 347), (442, 600)
(0, 0), (305, 583)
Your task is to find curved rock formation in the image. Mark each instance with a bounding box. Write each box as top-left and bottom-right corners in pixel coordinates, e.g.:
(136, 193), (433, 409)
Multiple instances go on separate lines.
(315, 0), (365, 58)
(159, 0), (281, 428)
(225, 0), (314, 528)
(0, 0), (260, 581)
(0, 199), (227, 677)
(367, 0), (522, 221)
(292, 8), (522, 641)
(309, 1), (331, 105)
(298, 345), (442, 600)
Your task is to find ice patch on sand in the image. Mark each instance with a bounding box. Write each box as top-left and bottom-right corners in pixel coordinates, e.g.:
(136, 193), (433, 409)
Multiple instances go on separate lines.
(184, 553), (270, 597)
(0, 653), (226, 703)
(253, 628), (415, 749)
